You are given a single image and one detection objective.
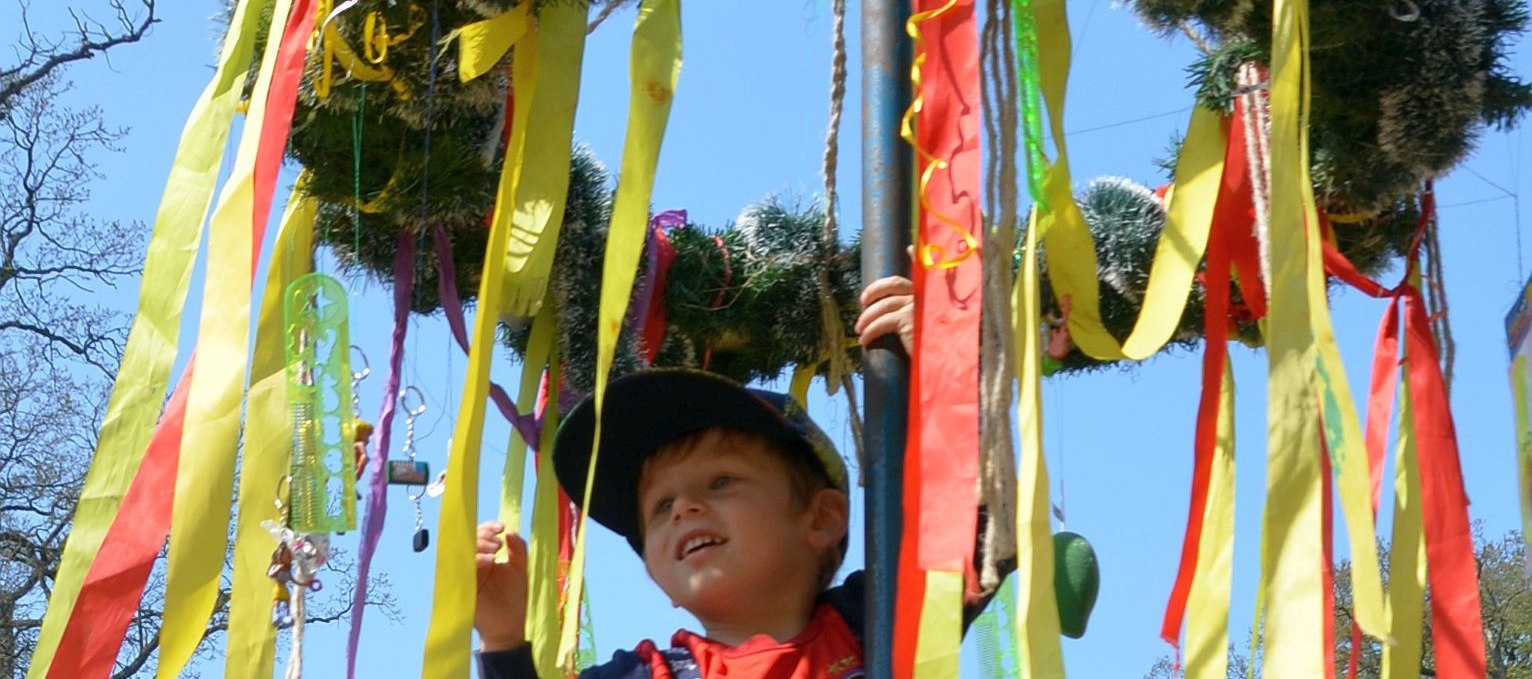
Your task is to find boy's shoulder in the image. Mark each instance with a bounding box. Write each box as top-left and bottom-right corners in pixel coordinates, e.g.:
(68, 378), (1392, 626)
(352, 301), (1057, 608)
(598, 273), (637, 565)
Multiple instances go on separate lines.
(580, 586), (868, 679)
(579, 640), (699, 679)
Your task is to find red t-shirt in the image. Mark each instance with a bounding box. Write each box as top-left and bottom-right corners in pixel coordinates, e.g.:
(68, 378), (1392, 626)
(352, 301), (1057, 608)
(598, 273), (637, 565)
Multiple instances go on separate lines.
(633, 603), (865, 679)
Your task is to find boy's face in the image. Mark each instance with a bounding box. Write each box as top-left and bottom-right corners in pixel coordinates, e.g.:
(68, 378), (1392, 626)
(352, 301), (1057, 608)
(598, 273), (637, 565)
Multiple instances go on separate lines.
(636, 430), (846, 621)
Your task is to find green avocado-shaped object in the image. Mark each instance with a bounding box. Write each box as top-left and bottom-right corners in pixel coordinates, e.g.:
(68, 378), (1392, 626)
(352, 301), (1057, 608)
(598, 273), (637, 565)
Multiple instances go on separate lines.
(1054, 531), (1100, 639)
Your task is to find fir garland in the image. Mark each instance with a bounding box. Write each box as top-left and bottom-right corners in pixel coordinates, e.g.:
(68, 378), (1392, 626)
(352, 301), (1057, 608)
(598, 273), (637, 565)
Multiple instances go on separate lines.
(1135, 0), (1531, 232)
(262, 0), (1530, 384)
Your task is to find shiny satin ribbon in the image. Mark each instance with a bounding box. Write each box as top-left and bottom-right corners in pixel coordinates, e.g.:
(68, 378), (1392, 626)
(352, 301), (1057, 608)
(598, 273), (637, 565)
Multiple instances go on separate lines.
(158, 1), (316, 675)
(22, 1), (272, 673)
(452, 4), (532, 84)
(434, 225), (540, 444)
(524, 305), (565, 677)
(1010, 210), (1066, 677)
(1030, 0), (1225, 363)
(419, 7), (542, 673)
(901, 0), (983, 676)
(224, 189), (318, 679)
(1401, 284), (1486, 675)
(501, 306), (555, 533)
(497, 2), (587, 317)
(1259, 0), (1328, 673)
(1160, 107), (1241, 677)
(345, 232), (416, 679)
(1381, 377), (1426, 679)
(561, 2), (682, 669)
(1321, 191), (1482, 673)
(46, 362), (194, 679)
(900, 0), (980, 271)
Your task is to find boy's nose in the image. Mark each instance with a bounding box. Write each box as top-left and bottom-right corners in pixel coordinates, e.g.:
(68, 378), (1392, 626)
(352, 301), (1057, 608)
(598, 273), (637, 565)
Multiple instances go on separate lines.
(671, 496), (706, 521)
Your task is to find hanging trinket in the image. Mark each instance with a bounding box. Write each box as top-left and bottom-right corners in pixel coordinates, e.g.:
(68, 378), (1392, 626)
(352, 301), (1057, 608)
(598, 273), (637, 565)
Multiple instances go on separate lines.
(351, 347), (374, 483)
(390, 386), (430, 552)
(284, 273), (358, 534)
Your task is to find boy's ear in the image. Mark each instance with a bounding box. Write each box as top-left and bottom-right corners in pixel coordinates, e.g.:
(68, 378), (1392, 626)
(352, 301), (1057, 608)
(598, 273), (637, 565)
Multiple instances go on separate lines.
(805, 488), (850, 549)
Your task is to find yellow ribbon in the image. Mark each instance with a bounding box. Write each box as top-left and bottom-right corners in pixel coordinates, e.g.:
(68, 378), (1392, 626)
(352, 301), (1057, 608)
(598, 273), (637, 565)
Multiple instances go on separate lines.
(562, 0), (682, 669)
(156, 1), (305, 675)
(500, 304), (555, 531)
(224, 183), (317, 679)
(1031, 0), (1225, 362)
(316, 14), (411, 100)
(1258, 0), (1327, 674)
(789, 362), (816, 406)
(453, 4), (532, 84)
(1184, 364), (1236, 679)
(1381, 380), (1426, 679)
(1012, 210), (1066, 675)
(363, 6), (425, 65)
(911, 571), (964, 677)
(1514, 355), (1532, 565)
(498, 2), (589, 317)
(418, 32), (528, 679)
(22, 3), (271, 676)
(524, 306), (566, 678)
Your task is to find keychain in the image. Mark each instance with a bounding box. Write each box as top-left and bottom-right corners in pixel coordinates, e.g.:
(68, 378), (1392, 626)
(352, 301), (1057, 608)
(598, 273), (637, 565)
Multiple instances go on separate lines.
(350, 347), (373, 483)
(386, 386), (431, 552)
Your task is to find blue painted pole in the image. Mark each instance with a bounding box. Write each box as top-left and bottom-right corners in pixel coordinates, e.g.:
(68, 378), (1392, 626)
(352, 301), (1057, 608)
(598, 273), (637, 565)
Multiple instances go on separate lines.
(860, 0), (912, 676)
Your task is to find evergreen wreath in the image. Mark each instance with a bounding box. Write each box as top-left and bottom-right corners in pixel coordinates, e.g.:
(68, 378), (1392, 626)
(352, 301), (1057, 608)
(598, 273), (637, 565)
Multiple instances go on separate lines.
(263, 0), (1529, 384)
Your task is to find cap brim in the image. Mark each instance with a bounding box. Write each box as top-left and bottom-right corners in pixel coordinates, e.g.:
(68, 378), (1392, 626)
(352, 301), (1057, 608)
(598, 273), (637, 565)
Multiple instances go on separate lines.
(553, 370), (826, 550)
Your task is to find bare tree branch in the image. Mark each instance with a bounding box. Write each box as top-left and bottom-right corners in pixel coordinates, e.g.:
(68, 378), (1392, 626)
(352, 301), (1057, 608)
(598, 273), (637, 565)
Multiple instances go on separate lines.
(0, 1), (158, 110)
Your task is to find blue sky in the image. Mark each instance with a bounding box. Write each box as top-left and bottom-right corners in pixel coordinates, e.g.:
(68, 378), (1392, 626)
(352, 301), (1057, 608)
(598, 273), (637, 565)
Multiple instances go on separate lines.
(31, 0), (1532, 676)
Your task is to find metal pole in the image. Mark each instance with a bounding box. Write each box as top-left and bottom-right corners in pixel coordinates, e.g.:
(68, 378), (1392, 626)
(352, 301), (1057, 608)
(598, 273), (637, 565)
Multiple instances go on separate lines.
(861, 0), (911, 676)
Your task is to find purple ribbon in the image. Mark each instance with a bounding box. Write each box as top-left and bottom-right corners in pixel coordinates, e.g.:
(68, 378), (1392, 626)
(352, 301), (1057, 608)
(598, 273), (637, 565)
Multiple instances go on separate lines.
(625, 210), (686, 352)
(432, 225), (542, 444)
(347, 231), (415, 678)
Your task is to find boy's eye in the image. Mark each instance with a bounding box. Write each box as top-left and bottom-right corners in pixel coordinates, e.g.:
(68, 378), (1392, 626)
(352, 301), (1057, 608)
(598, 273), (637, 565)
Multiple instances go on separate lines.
(709, 475), (733, 490)
(653, 498), (673, 517)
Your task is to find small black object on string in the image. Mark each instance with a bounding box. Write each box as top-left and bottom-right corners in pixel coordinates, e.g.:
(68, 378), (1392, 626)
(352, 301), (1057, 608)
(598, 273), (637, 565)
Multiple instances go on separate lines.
(393, 386), (431, 553)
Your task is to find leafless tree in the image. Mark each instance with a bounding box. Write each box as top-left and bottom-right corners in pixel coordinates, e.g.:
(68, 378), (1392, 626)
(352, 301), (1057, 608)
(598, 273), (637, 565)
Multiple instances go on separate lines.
(0, 1), (157, 111)
(1, 3), (397, 677)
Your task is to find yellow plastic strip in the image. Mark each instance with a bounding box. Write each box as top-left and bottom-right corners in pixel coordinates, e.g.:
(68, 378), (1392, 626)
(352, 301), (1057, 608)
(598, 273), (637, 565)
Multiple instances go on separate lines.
(454, 4), (532, 84)
(420, 28), (532, 679)
(22, 2), (270, 675)
(1030, 0), (1225, 362)
(499, 2), (589, 317)
(911, 570), (964, 677)
(1012, 211), (1066, 675)
(1185, 364), (1236, 679)
(155, 0), (303, 674)
(561, 0), (682, 668)
(524, 307), (567, 678)
(1258, 0), (1326, 675)
(500, 305), (555, 531)
(1381, 379), (1426, 679)
(224, 183), (317, 679)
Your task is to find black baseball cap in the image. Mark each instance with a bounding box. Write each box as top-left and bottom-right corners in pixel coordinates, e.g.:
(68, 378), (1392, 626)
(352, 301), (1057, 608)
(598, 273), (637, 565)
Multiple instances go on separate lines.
(552, 369), (848, 554)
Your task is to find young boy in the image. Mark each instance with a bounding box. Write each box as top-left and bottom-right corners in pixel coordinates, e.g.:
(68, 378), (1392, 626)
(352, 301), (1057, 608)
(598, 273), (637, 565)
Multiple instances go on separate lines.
(476, 276), (995, 678)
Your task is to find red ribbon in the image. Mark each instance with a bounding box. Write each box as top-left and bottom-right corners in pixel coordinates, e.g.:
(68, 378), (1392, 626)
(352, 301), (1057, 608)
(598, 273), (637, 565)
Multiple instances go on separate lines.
(1322, 190), (1485, 676)
(893, 2), (981, 676)
(48, 362), (194, 678)
(47, 3), (318, 673)
(1161, 103), (1261, 647)
(1401, 287), (1485, 675)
